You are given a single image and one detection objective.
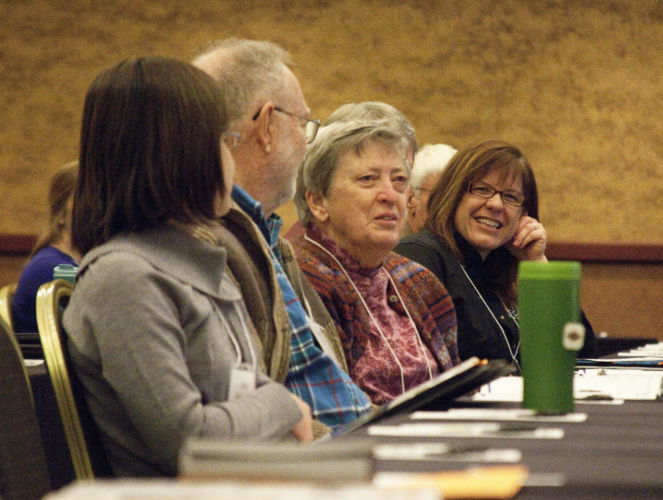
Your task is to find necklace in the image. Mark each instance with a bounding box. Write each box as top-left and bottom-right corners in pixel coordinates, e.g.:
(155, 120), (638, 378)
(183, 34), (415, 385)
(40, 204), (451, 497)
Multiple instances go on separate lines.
(459, 263), (521, 370)
(304, 234), (434, 394)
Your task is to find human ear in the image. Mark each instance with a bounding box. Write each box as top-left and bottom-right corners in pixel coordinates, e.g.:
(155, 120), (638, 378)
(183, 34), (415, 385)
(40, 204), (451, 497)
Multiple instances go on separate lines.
(406, 189), (416, 211)
(305, 190), (329, 223)
(255, 101), (276, 154)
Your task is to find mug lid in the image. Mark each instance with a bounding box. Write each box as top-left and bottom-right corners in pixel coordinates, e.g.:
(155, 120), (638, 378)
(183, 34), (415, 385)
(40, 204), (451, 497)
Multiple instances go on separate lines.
(518, 260), (581, 280)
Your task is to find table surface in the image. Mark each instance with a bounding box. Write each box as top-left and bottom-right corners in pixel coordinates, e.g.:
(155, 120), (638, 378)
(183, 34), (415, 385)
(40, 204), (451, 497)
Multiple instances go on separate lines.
(342, 398), (663, 499)
(29, 360), (663, 499)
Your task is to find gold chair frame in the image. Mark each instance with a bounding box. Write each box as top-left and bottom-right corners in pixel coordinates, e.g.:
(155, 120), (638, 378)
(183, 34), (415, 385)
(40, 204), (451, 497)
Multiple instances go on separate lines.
(36, 279), (95, 480)
(0, 282), (17, 332)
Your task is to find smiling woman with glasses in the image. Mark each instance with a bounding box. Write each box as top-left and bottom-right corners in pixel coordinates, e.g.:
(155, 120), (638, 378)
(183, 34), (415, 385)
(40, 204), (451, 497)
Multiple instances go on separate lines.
(395, 139), (596, 364)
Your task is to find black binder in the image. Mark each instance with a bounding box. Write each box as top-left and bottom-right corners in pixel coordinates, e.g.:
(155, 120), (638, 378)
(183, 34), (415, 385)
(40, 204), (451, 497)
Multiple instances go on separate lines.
(331, 356), (517, 437)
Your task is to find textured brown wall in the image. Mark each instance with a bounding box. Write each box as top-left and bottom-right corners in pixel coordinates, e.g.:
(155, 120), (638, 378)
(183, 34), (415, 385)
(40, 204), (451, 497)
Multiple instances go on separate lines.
(2, 0), (663, 337)
(2, 0), (663, 242)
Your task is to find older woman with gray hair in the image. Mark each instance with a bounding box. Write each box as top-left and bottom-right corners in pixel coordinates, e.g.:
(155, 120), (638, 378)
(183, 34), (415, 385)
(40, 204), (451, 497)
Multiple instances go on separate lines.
(289, 120), (460, 405)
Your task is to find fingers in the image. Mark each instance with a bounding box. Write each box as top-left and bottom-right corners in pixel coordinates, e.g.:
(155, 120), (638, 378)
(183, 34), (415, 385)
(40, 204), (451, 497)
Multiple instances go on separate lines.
(512, 218), (542, 246)
(289, 394), (314, 443)
(511, 217), (547, 261)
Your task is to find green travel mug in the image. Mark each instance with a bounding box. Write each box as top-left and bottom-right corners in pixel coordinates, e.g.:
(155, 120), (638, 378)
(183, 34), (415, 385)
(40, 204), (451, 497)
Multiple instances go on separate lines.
(53, 264), (78, 284)
(518, 260), (585, 414)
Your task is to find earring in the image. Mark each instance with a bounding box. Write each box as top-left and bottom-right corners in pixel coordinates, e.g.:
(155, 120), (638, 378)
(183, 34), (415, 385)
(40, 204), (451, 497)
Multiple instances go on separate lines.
(265, 144), (272, 154)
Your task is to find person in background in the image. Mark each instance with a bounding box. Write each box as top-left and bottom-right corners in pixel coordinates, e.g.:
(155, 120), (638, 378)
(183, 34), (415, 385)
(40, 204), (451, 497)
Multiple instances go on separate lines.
(406, 143), (457, 234)
(63, 56), (312, 477)
(12, 161), (80, 333)
(193, 38), (372, 431)
(290, 119), (459, 405)
(395, 139), (596, 365)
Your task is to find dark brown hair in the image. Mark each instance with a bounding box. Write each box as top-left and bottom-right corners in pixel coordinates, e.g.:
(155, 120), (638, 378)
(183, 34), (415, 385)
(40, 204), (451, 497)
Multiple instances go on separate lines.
(427, 139), (539, 305)
(73, 56), (228, 255)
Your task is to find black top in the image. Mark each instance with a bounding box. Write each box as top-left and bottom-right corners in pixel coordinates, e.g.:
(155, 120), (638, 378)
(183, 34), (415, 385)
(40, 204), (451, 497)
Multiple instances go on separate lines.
(395, 229), (596, 362)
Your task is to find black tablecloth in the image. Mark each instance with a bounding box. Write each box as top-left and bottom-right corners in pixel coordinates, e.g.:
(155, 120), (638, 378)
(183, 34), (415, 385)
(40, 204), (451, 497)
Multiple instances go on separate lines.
(29, 359), (663, 499)
(339, 398), (663, 499)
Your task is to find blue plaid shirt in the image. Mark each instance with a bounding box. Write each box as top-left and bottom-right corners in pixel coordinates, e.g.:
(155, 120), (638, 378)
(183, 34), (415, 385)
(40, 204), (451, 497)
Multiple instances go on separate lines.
(232, 186), (371, 427)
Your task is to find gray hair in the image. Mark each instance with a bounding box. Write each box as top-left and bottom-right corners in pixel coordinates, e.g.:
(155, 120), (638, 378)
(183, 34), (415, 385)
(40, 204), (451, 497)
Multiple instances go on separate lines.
(410, 143), (457, 189)
(295, 120), (411, 226)
(192, 38), (293, 125)
(325, 101), (418, 155)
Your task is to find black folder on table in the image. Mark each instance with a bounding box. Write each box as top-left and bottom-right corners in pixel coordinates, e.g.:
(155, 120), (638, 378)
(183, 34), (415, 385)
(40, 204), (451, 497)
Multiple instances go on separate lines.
(331, 356), (517, 438)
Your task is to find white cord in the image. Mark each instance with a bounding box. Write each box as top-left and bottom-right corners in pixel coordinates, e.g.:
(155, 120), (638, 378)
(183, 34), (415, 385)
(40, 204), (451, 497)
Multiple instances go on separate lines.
(213, 299), (257, 371)
(304, 234), (433, 394)
(383, 268), (434, 380)
(459, 264), (521, 370)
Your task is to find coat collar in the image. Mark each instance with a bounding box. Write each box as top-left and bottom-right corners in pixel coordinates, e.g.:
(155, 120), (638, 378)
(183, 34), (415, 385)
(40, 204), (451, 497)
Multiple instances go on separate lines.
(78, 225), (234, 300)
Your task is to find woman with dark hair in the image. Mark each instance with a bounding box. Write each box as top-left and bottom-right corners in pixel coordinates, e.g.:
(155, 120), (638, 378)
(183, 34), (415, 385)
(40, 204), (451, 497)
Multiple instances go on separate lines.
(63, 56), (312, 477)
(12, 161), (80, 332)
(396, 139), (595, 366)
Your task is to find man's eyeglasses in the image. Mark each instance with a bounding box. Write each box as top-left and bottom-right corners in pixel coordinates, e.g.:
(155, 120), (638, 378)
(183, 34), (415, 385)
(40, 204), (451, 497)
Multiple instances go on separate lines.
(467, 181), (526, 207)
(252, 105), (320, 143)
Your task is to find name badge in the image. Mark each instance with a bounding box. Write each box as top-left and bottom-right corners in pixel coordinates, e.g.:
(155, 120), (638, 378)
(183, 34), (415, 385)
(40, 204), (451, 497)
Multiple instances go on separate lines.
(229, 363), (256, 399)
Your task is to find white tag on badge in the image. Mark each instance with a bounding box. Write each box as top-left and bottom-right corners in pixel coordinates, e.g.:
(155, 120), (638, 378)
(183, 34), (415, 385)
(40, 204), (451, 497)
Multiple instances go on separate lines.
(309, 318), (342, 366)
(229, 363), (256, 399)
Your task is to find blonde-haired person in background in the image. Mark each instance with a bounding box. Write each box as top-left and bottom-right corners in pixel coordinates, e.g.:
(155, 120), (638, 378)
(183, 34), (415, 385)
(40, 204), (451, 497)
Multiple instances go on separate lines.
(406, 143), (457, 234)
(12, 161), (80, 332)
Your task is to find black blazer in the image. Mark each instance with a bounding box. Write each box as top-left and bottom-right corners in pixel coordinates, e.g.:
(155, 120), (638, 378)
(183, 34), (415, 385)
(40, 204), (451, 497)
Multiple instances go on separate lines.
(395, 229), (596, 362)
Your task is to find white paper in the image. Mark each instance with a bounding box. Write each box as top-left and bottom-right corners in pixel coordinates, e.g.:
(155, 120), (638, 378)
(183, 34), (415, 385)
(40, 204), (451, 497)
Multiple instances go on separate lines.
(43, 479), (438, 500)
(471, 371), (663, 402)
(367, 422), (564, 439)
(373, 442), (522, 463)
(410, 408), (587, 423)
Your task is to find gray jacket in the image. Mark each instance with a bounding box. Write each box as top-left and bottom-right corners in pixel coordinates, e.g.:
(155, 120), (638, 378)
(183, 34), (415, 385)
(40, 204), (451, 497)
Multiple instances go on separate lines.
(63, 225), (302, 477)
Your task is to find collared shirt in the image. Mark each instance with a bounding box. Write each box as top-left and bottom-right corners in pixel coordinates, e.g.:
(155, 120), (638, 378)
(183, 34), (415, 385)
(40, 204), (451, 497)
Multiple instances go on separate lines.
(232, 186), (371, 427)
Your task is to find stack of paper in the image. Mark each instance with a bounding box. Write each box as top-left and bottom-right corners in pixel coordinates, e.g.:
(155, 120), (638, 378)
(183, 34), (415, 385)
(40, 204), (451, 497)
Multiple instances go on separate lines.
(471, 370), (663, 402)
(178, 438), (375, 483)
(374, 465), (529, 499)
(43, 479), (439, 500)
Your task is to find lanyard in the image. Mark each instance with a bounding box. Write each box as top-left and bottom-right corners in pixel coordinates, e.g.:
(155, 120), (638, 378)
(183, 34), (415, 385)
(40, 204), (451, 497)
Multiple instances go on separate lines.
(213, 299), (257, 371)
(304, 234), (433, 394)
(459, 263), (521, 370)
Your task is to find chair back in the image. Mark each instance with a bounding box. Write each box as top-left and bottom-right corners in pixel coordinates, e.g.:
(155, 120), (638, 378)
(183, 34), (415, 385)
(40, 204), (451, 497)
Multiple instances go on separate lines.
(0, 283), (16, 333)
(36, 279), (111, 480)
(0, 316), (51, 500)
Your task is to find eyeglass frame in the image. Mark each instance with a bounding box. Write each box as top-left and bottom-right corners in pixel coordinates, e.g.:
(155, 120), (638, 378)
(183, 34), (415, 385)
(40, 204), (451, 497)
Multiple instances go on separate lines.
(252, 104), (320, 143)
(222, 131), (241, 149)
(466, 180), (526, 208)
